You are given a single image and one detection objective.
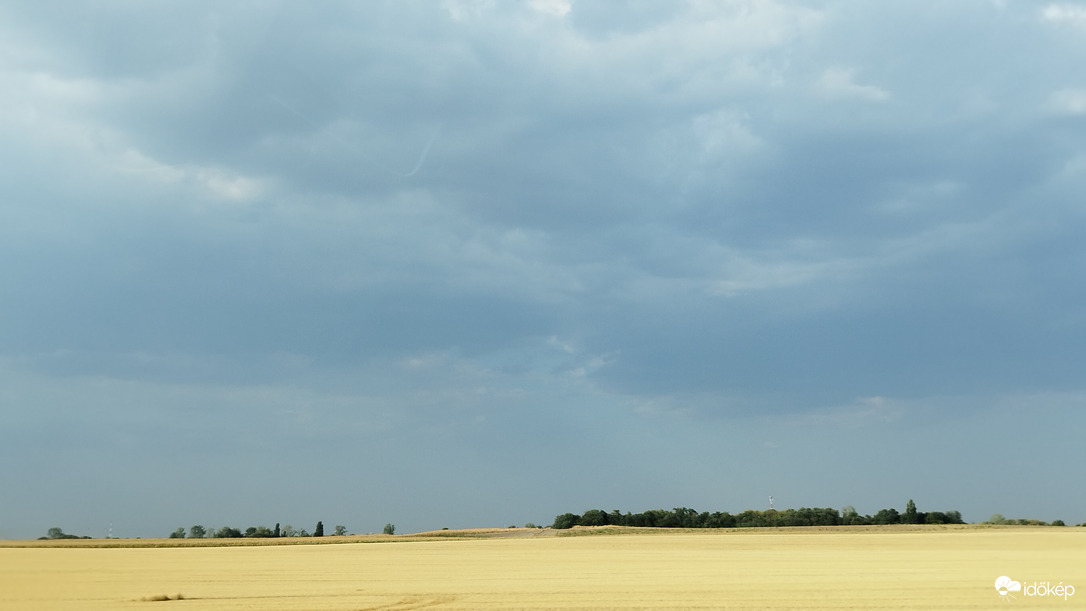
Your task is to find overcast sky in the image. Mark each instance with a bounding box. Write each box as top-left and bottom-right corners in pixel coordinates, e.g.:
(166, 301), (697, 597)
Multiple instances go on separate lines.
(2, 0), (1085, 539)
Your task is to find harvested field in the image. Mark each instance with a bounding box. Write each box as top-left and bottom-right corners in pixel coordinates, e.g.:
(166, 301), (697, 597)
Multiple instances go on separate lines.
(1, 526), (1082, 609)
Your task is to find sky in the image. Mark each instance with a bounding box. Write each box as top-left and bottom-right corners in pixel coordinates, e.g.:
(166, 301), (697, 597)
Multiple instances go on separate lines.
(2, 0), (1085, 539)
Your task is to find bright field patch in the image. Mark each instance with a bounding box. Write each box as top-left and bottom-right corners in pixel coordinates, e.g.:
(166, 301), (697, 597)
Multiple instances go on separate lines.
(1, 527), (1082, 609)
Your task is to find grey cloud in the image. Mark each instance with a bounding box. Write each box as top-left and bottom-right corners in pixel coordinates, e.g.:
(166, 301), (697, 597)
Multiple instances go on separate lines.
(3, 1), (1086, 537)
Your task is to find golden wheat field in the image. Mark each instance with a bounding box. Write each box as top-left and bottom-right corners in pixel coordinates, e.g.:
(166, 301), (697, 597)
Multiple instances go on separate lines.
(1, 526), (1082, 610)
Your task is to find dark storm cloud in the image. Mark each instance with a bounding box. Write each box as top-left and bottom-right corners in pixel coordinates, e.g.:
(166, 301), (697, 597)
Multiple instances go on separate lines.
(2, 1), (1085, 538)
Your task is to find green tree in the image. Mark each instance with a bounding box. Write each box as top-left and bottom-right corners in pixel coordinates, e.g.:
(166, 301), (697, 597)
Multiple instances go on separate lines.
(189, 525), (207, 539)
(552, 513), (580, 529)
(872, 508), (900, 525)
(244, 526), (274, 538)
(214, 526), (243, 538)
(314, 521), (324, 537)
(580, 509), (608, 526)
(736, 510), (767, 528)
(383, 523), (396, 535)
(169, 527), (186, 538)
(904, 499), (918, 524)
(281, 524), (296, 537)
(273, 523), (280, 538)
(334, 525), (347, 536)
(924, 512), (954, 524)
(673, 507), (701, 528)
(704, 512), (736, 528)
(44, 527), (86, 540)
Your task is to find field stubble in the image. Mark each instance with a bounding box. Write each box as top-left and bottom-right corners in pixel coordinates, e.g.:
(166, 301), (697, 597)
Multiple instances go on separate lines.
(1, 526), (1082, 610)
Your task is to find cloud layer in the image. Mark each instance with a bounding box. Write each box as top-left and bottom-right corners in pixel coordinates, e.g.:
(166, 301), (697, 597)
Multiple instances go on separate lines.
(2, 1), (1085, 537)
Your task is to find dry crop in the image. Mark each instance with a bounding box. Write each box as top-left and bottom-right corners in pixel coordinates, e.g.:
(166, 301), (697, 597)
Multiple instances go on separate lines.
(1, 525), (1081, 609)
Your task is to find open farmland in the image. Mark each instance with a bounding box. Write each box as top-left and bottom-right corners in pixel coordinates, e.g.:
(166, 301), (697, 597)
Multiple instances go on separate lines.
(1, 526), (1082, 610)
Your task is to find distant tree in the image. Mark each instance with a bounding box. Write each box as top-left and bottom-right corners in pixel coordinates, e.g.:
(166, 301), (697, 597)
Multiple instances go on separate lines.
(704, 511), (736, 528)
(255, 526), (274, 537)
(214, 526), (243, 538)
(815, 508), (841, 526)
(273, 523), (280, 538)
(189, 525), (207, 539)
(169, 527), (186, 539)
(674, 507), (702, 528)
(525, 523), (539, 529)
(655, 509), (677, 526)
(314, 521), (324, 537)
(1052, 520), (1066, 527)
(638, 509), (668, 527)
(872, 508), (900, 525)
(580, 509), (608, 526)
(281, 524), (296, 537)
(904, 500), (918, 524)
(552, 513), (580, 529)
(45, 527), (85, 540)
(334, 525), (347, 536)
(383, 523), (396, 535)
(919, 511), (963, 525)
(987, 514), (1007, 525)
(736, 510), (768, 528)
(298, 529), (310, 537)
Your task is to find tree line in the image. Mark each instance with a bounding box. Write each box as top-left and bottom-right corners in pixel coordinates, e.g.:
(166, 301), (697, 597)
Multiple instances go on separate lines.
(984, 514), (1067, 527)
(168, 521), (352, 538)
(552, 500), (966, 529)
(38, 522), (399, 540)
(38, 527), (91, 540)
(168, 521), (397, 538)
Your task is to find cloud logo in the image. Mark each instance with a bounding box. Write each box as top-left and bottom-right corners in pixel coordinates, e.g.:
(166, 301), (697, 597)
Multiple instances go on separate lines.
(996, 576), (1022, 600)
